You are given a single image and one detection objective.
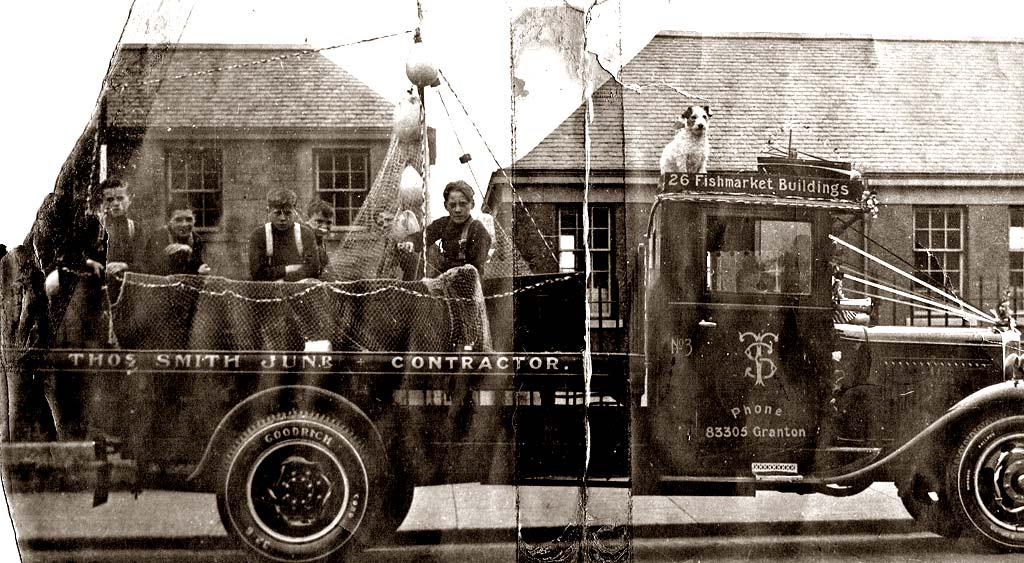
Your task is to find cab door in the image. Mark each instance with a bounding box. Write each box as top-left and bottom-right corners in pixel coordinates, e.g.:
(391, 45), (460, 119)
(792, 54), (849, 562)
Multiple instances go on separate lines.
(643, 202), (834, 479)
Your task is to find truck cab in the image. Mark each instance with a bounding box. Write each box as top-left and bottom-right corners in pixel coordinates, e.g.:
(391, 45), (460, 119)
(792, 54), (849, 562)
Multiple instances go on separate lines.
(631, 170), (1024, 551)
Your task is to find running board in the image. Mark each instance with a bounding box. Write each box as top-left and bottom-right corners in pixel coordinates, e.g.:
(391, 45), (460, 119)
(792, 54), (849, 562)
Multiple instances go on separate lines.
(1, 440), (130, 506)
(515, 476), (631, 488)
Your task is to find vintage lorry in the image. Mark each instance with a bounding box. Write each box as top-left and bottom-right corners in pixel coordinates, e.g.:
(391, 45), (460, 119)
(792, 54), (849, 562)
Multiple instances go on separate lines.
(3, 167), (1024, 562)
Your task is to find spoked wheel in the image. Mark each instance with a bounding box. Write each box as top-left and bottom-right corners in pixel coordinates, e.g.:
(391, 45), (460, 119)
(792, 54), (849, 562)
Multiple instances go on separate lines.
(948, 414), (1024, 552)
(897, 473), (962, 538)
(217, 410), (386, 562)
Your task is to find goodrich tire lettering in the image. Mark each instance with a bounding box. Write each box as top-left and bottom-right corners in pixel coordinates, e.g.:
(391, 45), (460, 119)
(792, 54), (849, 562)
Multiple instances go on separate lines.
(217, 410), (386, 562)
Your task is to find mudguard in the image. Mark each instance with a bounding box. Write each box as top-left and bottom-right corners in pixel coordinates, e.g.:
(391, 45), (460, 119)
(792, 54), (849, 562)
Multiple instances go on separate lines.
(187, 384), (382, 488)
(824, 379), (1024, 485)
(947, 378), (1024, 414)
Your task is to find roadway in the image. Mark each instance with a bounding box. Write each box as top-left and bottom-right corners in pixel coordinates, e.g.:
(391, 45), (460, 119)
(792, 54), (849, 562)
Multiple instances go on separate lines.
(5, 484), (1024, 562)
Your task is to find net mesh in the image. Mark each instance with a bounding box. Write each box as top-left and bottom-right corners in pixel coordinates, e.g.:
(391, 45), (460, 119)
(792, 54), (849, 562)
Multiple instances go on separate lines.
(321, 115), (531, 281)
(324, 135), (423, 281)
(111, 265), (492, 353)
(482, 217), (534, 279)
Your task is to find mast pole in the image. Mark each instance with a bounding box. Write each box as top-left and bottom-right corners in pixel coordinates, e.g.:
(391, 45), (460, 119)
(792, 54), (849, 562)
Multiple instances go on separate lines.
(415, 0), (430, 227)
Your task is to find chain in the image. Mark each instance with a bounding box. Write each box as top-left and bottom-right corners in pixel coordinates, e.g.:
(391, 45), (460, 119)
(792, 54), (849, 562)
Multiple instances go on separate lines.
(120, 272), (578, 304)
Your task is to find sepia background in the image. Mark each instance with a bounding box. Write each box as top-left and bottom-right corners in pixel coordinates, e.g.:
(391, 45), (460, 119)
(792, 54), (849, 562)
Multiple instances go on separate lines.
(2, 0), (1022, 560)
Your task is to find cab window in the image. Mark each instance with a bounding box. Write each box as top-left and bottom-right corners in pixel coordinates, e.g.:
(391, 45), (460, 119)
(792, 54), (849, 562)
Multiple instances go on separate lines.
(705, 215), (812, 295)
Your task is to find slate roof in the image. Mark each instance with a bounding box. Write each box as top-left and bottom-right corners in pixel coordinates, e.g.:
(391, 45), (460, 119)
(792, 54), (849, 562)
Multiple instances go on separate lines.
(513, 32), (1024, 175)
(104, 44), (393, 132)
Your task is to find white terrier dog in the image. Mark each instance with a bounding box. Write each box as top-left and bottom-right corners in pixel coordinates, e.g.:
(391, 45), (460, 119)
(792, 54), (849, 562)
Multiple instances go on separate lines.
(659, 105), (712, 174)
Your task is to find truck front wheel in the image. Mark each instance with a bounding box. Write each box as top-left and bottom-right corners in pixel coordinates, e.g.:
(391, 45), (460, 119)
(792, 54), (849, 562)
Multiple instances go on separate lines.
(948, 414), (1024, 552)
(217, 410), (386, 562)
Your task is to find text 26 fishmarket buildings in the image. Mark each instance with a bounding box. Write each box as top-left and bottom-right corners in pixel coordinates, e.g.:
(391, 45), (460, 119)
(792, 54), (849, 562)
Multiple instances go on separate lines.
(488, 31), (1024, 350)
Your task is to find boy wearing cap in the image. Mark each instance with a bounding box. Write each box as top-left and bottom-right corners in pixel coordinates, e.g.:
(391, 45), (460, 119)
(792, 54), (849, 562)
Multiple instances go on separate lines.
(248, 188), (322, 281)
(143, 198), (211, 275)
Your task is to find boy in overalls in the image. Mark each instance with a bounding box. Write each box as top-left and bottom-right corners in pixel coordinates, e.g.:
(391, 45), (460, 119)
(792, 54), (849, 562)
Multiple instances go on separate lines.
(248, 189), (322, 281)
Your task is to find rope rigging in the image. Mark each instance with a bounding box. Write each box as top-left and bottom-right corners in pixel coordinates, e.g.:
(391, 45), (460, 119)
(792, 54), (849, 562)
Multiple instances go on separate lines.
(438, 70), (558, 264)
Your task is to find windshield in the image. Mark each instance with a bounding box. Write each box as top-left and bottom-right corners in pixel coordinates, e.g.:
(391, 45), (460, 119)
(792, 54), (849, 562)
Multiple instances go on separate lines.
(705, 215), (813, 295)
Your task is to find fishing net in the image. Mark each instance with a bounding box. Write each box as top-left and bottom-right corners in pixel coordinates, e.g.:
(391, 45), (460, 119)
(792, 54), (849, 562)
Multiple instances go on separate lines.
(111, 265), (491, 353)
(481, 216), (535, 279)
(324, 134), (425, 282)
(323, 98), (531, 282)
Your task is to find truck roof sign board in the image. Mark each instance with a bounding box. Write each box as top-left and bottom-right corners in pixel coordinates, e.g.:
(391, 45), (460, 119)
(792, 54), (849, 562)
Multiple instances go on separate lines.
(661, 172), (865, 203)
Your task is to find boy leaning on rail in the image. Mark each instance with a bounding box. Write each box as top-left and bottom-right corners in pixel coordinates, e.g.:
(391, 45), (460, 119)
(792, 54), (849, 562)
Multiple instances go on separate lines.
(142, 197), (211, 276)
(98, 178), (143, 278)
(248, 188), (323, 282)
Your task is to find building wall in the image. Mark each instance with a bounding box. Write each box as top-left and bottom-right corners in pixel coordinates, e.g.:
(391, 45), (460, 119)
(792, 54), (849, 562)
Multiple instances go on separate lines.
(108, 134), (388, 280)
(494, 180), (653, 352)
(864, 201), (1012, 326)
(491, 174), (1023, 354)
(969, 205), (1011, 304)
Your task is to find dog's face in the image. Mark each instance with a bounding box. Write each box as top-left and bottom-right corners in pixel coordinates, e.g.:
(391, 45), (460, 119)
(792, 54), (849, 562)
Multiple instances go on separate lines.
(674, 106), (712, 134)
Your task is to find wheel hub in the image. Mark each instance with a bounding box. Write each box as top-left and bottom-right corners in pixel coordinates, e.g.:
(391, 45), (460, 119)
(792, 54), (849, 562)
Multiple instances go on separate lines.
(998, 457), (1024, 506)
(978, 436), (1024, 529)
(265, 455), (334, 526)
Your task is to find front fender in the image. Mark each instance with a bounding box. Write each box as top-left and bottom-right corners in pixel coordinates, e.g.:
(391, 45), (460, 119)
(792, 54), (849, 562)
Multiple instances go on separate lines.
(824, 379), (1024, 485)
(187, 385), (381, 488)
(947, 378), (1024, 415)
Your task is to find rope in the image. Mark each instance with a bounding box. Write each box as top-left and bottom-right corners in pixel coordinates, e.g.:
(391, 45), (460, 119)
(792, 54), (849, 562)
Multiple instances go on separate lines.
(845, 223), (965, 302)
(438, 70), (557, 264)
(848, 226), (918, 271)
(842, 273), (991, 324)
(836, 262), (918, 298)
(830, 235), (994, 322)
(433, 87), (527, 274)
(839, 264), (983, 317)
(841, 287), (966, 319)
(109, 30), (415, 90)
(435, 88), (485, 195)
(120, 273), (578, 304)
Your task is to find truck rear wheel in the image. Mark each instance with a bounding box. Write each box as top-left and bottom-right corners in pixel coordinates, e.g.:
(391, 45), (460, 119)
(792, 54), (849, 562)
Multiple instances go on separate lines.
(217, 410), (386, 562)
(947, 414), (1024, 552)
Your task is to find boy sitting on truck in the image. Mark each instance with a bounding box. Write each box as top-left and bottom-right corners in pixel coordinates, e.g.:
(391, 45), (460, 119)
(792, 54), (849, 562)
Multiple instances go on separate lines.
(99, 178), (142, 277)
(248, 188), (322, 282)
(424, 180), (491, 278)
(143, 198), (211, 276)
(305, 199), (334, 270)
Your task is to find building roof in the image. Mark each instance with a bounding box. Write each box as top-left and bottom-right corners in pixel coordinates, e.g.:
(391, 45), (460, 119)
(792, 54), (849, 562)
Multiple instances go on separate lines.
(104, 44), (393, 131)
(512, 32), (1024, 175)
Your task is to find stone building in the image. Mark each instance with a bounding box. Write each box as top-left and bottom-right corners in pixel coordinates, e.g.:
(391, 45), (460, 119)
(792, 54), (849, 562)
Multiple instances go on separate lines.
(102, 43), (395, 278)
(488, 31), (1024, 350)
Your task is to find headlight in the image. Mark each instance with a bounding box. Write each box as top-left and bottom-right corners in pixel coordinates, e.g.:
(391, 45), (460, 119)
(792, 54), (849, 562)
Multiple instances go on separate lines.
(1004, 352), (1024, 381)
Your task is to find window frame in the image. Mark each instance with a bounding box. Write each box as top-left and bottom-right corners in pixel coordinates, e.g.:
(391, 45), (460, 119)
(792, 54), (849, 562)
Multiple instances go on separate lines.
(913, 206), (965, 293)
(313, 147), (372, 230)
(165, 147), (223, 231)
(555, 204), (621, 329)
(688, 205), (821, 308)
(702, 213), (815, 298)
(1010, 207), (1024, 289)
(912, 206), (967, 326)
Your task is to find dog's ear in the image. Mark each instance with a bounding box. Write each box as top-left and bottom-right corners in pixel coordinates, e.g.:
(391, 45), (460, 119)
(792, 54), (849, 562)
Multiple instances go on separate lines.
(671, 117), (687, 130)
(681, 107), (693, 118)
(703, 106), (712, 117)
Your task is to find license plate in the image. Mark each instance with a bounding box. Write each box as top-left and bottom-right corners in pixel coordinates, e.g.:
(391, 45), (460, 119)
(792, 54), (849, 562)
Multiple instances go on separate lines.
(752, 462), (799, 475)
